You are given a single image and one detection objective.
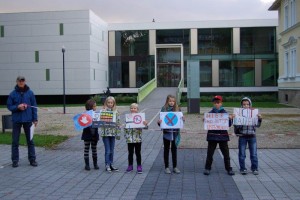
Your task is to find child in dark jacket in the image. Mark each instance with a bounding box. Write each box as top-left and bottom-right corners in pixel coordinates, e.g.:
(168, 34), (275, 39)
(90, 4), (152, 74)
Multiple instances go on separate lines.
(234, 97), (262, 175)
(203, 95), (235, 176)
(81, 99), (99, 170)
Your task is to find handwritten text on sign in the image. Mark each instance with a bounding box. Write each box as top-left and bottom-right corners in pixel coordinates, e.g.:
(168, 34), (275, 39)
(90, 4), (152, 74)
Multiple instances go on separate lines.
(160, 112), (184, 129)
(125, 113), (145, 128)
(204, 113), (229, 130)
(233, 108), (259, 126)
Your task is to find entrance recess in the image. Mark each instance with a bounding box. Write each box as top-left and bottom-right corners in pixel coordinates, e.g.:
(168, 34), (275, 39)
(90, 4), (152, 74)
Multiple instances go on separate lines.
(156, 44), (183, 87)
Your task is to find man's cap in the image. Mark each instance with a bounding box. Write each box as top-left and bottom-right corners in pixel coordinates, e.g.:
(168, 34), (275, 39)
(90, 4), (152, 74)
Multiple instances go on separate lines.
(212, 95), (222, 102)
(16, 76), (26, 81)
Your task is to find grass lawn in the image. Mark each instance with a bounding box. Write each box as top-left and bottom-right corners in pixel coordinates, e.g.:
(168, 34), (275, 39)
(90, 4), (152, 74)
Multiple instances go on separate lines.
(0, 132), (69, 149)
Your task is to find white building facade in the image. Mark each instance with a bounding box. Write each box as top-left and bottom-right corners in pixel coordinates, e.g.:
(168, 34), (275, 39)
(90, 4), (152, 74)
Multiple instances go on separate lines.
(0, 10), (108, 101)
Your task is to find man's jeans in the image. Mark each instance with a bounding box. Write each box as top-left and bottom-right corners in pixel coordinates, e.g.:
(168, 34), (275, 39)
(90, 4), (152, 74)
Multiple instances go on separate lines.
(102, 136), (115, 165)
(12, 122), (36, 162)
(238, 136), (258, 171)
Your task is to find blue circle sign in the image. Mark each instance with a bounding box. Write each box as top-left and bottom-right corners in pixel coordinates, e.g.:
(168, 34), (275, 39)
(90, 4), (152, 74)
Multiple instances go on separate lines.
(164, 113), (178, 126)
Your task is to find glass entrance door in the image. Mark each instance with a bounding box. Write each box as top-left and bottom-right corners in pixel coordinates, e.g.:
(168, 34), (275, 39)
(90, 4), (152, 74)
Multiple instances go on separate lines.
(156, 47), (182, 87)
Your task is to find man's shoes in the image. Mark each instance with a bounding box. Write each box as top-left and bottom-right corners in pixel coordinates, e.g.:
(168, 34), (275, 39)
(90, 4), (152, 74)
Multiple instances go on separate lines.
(126, 165), (133, 173)
(227, 170), (235, 176)
(164, 168), (171, 174)
(110, 164), (119, 172)
(30, 161), (38, 167)
(240, 169), (248, 175)
(252, 170), (259, 175)
(12, 161), (18, 168)
(173, 167), (180, 174)
(203, 169), (210, 175)
(137, 165), (143, 174)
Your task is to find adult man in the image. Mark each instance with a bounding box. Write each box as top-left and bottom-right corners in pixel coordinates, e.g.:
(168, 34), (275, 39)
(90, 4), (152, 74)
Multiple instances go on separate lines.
(7, 76), (38, 167)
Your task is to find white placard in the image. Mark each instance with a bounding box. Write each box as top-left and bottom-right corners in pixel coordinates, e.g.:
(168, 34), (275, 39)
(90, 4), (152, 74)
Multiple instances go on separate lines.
(92, 110), (117, 127)
(30, 124), (35, 140)
(159, 112), (184, 129)
(233, 108), (259, 126)
(125, 113), (146, 128)
(204, 113), (229, 130)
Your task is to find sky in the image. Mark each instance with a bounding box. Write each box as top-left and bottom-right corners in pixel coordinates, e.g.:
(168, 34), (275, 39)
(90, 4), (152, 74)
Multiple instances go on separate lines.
(0, 0), (278, 23)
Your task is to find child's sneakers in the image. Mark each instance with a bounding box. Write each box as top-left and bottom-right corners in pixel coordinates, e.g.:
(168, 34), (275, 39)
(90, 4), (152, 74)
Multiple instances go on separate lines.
(173, 167), (180, 174)
(110, 164), (119, 172)
(137, 165), (143, 174)
(252, 170), (259, 175)
(227, 170), (235, 176)
(164, 168), (171, 174)
(126, 165), (133, 173)
(203, 169), (210, 175)
(240, 169), (248, 175)
(106, 164), (112, 172)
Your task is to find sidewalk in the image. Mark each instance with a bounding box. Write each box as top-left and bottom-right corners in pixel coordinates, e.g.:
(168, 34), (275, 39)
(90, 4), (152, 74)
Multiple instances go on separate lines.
(0, 88), (300, 199)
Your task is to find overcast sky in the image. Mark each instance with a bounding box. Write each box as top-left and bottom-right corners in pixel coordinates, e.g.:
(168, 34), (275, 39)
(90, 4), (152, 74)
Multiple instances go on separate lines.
(0, 0), (277, 23)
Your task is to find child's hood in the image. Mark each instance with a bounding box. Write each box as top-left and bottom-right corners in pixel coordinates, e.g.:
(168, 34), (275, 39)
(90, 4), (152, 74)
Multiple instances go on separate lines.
(240, 97), (252, 107)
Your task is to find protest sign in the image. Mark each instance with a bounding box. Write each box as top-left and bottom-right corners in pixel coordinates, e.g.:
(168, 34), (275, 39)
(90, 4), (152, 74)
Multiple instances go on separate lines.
(233, 108), (259, 126)
(204, 113), (229, 130)
(92, 110), (117, 128)
(125, 113), (146, 128)
(73, 110), (93, 131)
(160, 112), (184, 129)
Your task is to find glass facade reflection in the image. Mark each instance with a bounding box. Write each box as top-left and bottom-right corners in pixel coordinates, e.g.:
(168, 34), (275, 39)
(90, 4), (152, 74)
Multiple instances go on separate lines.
(108, 26), (277, 90)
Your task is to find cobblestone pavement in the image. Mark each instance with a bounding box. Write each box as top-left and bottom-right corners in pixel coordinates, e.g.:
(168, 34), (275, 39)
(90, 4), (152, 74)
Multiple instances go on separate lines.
(1, 88), (300, 199)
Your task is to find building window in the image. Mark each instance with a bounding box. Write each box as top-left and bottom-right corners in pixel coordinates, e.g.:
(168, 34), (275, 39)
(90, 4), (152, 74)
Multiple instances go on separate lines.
(46, 69), (50, 81)
(35, 51), (39, 63)
(200, 61), (212, 86)
(284, 51), (289, 77)
(284, 0), (297, 30)
(219, 60), (255, 87)
(284, 36), (297, 79)
(198, 28), (232, 55)
(60, 23), (64, 35)
(93, 69), (96, 80)
(262, 60), (278, 86)
(290, 48), (296, 77)
(240, 27), (276, 54)
(0, 26), (4, 37)
(115, 30), (149, 56)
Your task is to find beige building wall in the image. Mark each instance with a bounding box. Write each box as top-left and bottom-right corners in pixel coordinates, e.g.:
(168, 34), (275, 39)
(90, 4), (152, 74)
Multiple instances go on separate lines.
(108, 31), (115, 56)
(255, 59), (262, 86)
(129, 61), (136, 87)
(212, 60), (219, 87)
(190, 29), (198, 55)
(149, 30), (156, 55)
(233, 28), (240, 54)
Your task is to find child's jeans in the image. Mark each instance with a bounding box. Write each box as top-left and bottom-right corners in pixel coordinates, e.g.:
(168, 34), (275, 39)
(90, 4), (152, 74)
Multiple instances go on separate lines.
(238, 136), (258, 171)
(102, 136), (115, 165)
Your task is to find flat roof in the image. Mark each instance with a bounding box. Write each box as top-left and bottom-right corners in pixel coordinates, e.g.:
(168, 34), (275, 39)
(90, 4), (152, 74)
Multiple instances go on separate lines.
(108, 19), (278, 31)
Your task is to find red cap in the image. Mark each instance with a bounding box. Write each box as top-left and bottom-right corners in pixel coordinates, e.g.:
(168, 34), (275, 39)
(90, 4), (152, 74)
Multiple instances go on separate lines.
(212, 95), (223, 102)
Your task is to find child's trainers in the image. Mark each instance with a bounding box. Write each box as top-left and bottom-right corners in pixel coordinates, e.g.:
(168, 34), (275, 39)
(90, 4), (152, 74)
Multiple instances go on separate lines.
(106, 164), (112, 172)
(126, 165), (133, 173)
(110, 164), (119, 172)
(240, 169), (248, 175)
(252, 170), (259, 175)
(203, 169), (210, 175)
(137, 165), (143, 174)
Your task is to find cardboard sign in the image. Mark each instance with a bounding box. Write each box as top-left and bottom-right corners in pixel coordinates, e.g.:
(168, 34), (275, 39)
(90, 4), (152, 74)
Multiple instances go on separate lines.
(92, 110), (117, 128)
(160, 112), (184, 129)
(233, 108), (259, 126)
(204, 113), (229, 130)
(125, 113), (146, 128)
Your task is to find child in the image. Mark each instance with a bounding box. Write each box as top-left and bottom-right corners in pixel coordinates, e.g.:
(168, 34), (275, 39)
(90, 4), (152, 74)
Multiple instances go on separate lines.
(100, 96), (121, 172)
(81, 99), (99, 170)
(157, 94), (184, 174)
(124, 103), (148, 174)
(203, 95), (235, 176)
(234, 97), (262, 175)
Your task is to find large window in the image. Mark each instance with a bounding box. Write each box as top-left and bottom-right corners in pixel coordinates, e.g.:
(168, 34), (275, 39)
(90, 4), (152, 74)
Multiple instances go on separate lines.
(219, 60), (255, 86)
(262, 60), (278, 86)
(240, 27), (276, 54)
(200, 61), (212, 86)
(198, 28), (232, 55)
(115, 30), (149, 56)
(284, 0), (296, 30)
(156, 29), (190, 55)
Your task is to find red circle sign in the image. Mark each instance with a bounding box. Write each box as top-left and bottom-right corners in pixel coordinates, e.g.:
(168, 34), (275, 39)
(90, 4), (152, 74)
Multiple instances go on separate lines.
(78, 113), (92, 126)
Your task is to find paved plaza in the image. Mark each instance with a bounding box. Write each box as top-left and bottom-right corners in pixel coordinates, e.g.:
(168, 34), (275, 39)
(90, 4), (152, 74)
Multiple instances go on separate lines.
(1, 88), (300, 199)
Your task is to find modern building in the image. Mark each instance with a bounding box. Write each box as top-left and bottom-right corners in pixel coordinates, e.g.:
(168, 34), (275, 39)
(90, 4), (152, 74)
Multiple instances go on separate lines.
(0, 10), (278, 103)
(269, 0), (300, 107)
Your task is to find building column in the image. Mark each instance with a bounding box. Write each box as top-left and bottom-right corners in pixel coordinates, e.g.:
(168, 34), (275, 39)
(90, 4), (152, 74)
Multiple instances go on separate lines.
(212, 60), (219, 87)
(108, 31), (115, 56)
(233, 28), (240, 54)
(190, 29), (198, 55)
(149, 30), (156, 55)
(129, 61), (136, 87)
